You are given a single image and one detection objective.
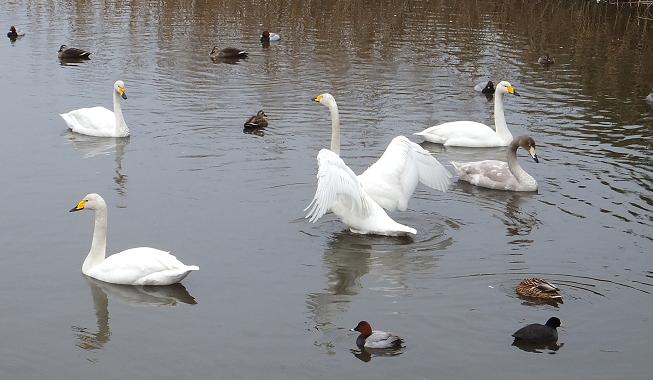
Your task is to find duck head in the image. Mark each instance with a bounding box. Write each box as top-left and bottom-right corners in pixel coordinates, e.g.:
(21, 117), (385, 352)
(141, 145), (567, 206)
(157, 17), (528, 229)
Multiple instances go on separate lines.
(70, 193), (106, 212)
(58, 44), (67, 52)
(350, 321), (373, 338)
(113, 80), (127, 100)
(9, 26), (16, 33)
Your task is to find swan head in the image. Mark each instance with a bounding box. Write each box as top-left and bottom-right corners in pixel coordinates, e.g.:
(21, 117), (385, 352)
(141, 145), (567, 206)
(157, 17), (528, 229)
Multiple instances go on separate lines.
(313, 93), (337, 109)
(70, 193), (107, 212)
(496, 81), (519, 97)
(516, 135), (538, 163)
(113, 80), (127, 100)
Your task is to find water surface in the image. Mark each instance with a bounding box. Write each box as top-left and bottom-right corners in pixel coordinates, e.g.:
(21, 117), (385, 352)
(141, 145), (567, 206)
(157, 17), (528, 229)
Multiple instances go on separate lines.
(1, 1), (651, 379)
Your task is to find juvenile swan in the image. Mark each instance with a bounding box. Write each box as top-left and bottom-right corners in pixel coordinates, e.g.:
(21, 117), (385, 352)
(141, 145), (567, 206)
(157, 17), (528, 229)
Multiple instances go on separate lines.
(451, 135), (539, 192)
(60, 80), (129, 137)
(305, 93), (452, 236)
(70, 193), (199, 285)
(414, 81), (519, 147)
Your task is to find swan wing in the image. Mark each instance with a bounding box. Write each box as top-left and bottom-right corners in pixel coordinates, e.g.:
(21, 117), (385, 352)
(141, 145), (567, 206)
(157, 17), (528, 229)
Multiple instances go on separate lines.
(414, 121), (506, 147)
(305, 149), (369, 223)
(358, 136), (451, 211)
(452, 160), (518, 189)
(87, 247), (199, 285)
(60, 106), (119, 137)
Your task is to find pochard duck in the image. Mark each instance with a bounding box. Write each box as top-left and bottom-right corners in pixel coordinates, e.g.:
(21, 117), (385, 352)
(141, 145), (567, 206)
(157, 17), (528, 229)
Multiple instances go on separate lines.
(351, 321), (403, 349)
(260, 30), (280, 42)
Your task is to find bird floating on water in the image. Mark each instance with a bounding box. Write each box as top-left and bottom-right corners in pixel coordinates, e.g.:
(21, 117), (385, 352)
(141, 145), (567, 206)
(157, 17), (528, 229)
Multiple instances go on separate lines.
(70, 193), (199, 285)
(7, 26), (25, 40)
(58, 44), (91, 59)
(260, 30), (280, 43)
(474, 80), (495, 95)
(512, 317), (561, 344)
(351, 321), (403, 349)
(244, 110), (268, 128)
(210, 46), (248, 59)
(538, 54), (555, 65)
(516, 278), (562, 300)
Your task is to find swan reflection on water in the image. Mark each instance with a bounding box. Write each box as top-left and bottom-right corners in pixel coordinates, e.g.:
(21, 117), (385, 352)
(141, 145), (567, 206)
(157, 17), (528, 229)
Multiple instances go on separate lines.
(72, 276), (196, 353)
(65, 133), (130, 197)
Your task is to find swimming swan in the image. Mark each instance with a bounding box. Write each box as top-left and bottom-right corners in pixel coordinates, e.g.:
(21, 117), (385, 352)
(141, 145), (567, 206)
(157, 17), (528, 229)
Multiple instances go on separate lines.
(305, 93), (452, 236)
(60, 80), (129, 137)
(414, 81), (519, 147)
(451, 135), (538, 192)
(70, 193), (199, 285)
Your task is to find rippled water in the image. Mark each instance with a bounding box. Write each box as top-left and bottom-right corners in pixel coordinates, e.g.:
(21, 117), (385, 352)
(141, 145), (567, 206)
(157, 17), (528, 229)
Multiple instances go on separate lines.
(1, 0), (651, 379)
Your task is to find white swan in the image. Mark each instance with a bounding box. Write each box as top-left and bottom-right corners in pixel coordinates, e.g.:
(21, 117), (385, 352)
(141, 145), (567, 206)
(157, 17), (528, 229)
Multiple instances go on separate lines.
(305, 93), (452, 236)
(414, 81), (519, 147)
(70, 193), (199, 285)
(451, 135), (539, 192)
(60, 80), (129, 137)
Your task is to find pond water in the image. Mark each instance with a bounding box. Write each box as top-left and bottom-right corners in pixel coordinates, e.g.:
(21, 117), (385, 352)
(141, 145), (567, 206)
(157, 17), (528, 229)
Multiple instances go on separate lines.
(1, 1), (651, 379)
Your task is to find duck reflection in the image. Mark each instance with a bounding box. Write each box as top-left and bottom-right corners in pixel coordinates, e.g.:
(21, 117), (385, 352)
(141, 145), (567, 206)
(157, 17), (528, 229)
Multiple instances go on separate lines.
(72, 276), (196, 352)
(350, 346), (403, 362)
(66, 133), (130, 197)
(512, 340), (564, 353)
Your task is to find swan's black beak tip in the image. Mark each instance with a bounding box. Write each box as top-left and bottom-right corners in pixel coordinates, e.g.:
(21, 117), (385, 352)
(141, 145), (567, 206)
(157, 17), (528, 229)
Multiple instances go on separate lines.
(121, 94), (127, 100)
(69, 207), (80, 212)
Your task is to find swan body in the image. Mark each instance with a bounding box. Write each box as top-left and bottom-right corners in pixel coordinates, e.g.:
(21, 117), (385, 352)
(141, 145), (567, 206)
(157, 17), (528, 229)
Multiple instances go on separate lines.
(260, 31), (280, 42)
(516, 278), (562, 300)
(452, 135), (539, 192)
(305, 93), (452, 236)
(244, 110), (268, 128)
(414, 80), (519, 147)
(351, 321), (403, 349)
(58, 44), (91, 59)
(60, 80), (129, 137)
(646, 92), (653, 103)
(70, 193), (198, 285)
(210, 46), (248, 59)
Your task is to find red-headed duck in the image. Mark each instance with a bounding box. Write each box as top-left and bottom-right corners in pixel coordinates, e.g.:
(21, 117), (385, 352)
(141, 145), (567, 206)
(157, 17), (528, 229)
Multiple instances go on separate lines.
(260, 31), (280, 42)
(350, 321), (403, 349)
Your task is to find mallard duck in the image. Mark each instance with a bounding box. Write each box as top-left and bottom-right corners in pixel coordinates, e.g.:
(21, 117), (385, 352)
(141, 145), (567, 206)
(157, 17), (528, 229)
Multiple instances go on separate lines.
(538, 54), (555, 65)
(244, 110), (268, 128)
(474, 80), (495, 95)
(60, 80), (129, 137)
(210, 46), (248, 59)
(260, 31), (281, 42)
(7, 26), (24, 40)
(58, 44), (91, 59)
(306, 93), (452, 236)
(512, 317), (561, 343)
(350, 321), (403, 349)
(516, 278), (562, 300)
(451, 135), (539, 192)
(70, 193), (199, 285)
(414, 81), (519, 147)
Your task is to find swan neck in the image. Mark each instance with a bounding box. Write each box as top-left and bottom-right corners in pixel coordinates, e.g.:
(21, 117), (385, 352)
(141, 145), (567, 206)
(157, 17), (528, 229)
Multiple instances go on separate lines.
(328, 102), (341, 155)
(507, 144), (531, 184)
(113, 91), (129, 136)
(83, 207), (108, 273)
(493, 92), (512, 143)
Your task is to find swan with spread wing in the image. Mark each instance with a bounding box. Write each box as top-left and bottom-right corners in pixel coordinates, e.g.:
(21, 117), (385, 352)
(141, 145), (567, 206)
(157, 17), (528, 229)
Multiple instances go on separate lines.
(305, 93), (452, 236)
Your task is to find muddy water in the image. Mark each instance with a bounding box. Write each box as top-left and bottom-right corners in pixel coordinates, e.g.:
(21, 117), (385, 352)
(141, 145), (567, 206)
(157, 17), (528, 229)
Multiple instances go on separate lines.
(1, 1), (651, 379)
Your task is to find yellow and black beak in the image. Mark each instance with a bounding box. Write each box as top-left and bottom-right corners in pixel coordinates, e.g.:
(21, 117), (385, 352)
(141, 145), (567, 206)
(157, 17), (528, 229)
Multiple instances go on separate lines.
(69, 199), (87, 212)
(313, 95), (323, 103)
(119, 86), (127, 100)
(507, 86), (520, 97)
(529, 147), (539, 163)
